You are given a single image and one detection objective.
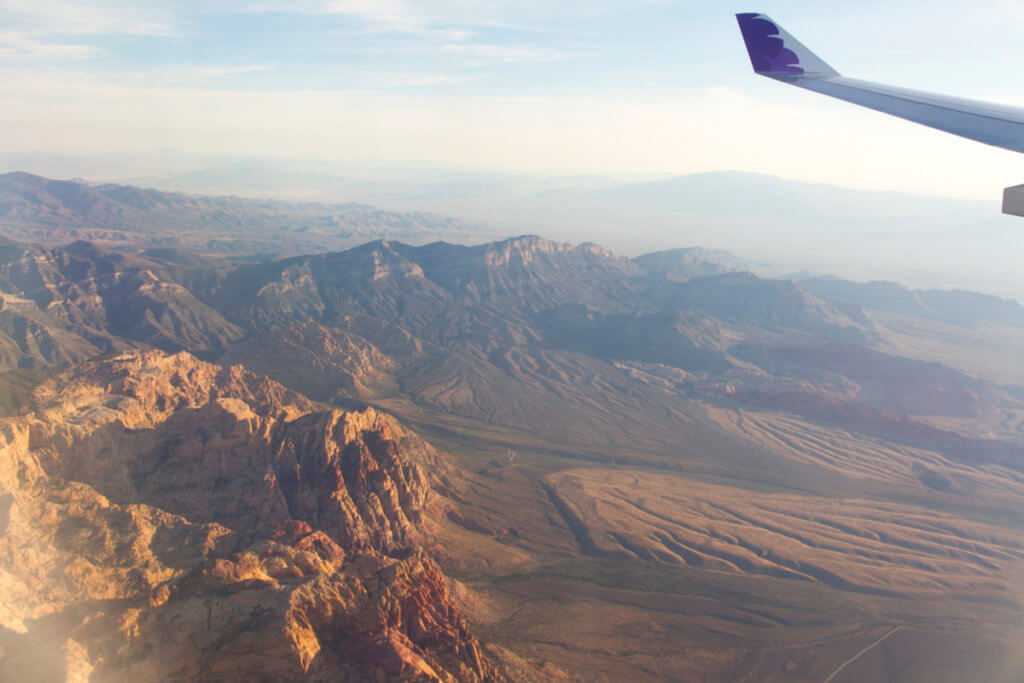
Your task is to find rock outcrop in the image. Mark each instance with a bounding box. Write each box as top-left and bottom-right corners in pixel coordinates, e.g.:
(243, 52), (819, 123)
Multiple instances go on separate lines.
(0, 349), (496, 681)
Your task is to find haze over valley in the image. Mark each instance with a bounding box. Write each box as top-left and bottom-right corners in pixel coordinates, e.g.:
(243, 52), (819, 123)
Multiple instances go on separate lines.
(8, 162), (1021, 301)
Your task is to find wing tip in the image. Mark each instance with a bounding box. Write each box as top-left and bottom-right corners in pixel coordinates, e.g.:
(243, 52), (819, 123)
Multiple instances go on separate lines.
(735, 12), (804, 76)
(735, 13), (837, 78)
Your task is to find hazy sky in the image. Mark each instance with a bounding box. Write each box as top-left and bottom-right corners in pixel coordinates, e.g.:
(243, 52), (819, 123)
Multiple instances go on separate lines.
(4, 0), (1024, 199)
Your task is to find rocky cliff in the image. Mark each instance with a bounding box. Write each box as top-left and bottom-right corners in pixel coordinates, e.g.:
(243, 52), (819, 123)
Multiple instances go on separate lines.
(0, 349), (496, 681)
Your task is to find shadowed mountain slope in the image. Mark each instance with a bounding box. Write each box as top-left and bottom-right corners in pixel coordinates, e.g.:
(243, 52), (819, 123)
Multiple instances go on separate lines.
(0, 239), (240, 370)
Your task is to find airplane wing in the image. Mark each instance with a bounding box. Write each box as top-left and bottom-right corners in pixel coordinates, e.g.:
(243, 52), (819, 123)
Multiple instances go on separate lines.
(735, 12), (1024, 216)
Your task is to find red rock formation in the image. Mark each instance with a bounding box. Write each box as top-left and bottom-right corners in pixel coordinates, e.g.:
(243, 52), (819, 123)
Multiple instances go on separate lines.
(0, 349), (498, 681)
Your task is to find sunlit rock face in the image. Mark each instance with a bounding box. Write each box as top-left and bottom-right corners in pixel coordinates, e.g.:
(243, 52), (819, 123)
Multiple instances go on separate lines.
(0, 349), (495, 682)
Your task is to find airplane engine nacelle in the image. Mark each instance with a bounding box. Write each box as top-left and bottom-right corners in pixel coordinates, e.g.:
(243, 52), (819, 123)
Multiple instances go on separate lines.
(1002, 184), (1024, 217)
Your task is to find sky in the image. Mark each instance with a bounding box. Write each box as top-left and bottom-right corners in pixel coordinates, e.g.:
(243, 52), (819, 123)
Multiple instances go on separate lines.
(4, 0), (1024, 199)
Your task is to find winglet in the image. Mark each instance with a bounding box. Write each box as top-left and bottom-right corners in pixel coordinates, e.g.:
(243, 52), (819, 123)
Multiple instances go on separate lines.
(736, 13), (838, 79)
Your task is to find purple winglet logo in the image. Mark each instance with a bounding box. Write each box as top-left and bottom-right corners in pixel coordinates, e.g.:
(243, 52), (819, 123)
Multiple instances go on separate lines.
(736, 13), (804, 75)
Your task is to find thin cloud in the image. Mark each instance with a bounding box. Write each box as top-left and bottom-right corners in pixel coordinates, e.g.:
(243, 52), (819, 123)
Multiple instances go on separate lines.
(0, 31), (102, 59)
(110, 64), (274, 89)
(324, 0), (426, 32)
(440, 43), (583, 65)
(357, 71), (469, 87)
(310, 0), (576, 38)
(359, 24), (475, 41)
(963, 0), (1024, 26)
(0, 0), (174, 36)
(189, 65), (272, 80)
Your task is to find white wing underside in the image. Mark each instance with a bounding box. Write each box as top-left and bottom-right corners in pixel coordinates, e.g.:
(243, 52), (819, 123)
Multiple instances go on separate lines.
(782, 75), (1024, 155)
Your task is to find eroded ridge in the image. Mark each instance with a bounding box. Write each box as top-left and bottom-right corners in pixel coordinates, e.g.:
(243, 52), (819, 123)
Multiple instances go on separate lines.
(0, 349), (498, 681)
(549, 469), (1024, 599)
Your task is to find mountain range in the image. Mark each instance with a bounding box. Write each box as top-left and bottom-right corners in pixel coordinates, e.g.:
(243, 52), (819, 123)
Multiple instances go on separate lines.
(80, 160), (1023, 300)
(7, 166), (1024, 302)
(0, 171), (500, 256)
(1, 177), (1022, 680)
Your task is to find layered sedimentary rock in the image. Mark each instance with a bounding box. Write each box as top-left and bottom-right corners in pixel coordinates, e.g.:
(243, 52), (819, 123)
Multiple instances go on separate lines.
(0, 349), (494, 681)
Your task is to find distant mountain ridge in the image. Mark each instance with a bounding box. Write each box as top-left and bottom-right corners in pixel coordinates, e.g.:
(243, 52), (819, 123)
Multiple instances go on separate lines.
(799, 275), (1024, 329)
(631, 247), (740, 281)
(5, 168), (1022, 303)
(0, 171), (499, 255)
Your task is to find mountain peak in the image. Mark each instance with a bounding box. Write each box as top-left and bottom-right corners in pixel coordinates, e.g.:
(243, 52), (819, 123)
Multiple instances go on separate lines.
(484, 234), (571, 265)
